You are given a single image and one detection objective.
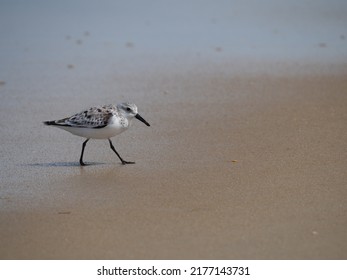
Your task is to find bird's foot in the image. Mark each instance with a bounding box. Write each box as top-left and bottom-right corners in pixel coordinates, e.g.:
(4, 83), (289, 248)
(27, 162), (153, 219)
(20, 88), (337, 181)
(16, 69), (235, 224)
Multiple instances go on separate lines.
(121, 160), (135, 165)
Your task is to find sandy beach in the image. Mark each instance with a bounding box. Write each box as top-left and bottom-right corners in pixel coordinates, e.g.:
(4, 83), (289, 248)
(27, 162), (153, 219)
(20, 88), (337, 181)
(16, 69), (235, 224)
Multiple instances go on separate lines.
(0, 1), (346, 259)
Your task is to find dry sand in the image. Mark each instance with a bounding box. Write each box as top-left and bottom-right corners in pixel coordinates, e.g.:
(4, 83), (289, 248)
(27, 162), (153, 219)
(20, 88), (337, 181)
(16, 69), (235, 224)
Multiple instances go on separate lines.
(0, 0), (347, 260)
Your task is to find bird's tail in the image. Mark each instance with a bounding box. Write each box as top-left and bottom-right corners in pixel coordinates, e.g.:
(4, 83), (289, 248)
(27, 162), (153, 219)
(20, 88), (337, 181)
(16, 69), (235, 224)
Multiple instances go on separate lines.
(43, 120), (56, 126)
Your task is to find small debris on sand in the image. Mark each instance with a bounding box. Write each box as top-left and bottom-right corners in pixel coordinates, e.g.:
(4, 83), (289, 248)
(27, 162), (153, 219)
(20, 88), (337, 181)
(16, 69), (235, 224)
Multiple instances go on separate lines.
(126, 42), (134, 48)
(58, 211), (71, 215)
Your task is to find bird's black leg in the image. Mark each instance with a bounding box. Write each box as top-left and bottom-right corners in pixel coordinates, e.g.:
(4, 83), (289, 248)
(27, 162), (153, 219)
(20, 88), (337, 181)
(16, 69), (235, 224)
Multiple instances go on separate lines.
(108, 139), (135, 165)
(80, 138), (90, 166)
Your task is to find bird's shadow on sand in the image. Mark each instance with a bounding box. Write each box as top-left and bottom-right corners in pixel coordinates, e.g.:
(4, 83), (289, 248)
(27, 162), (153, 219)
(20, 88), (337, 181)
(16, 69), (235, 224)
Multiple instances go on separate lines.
(25, 162), (106, 167)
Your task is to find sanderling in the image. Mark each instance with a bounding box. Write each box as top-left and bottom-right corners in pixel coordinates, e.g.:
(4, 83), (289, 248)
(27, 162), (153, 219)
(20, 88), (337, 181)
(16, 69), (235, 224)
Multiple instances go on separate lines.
(44, 102), (150, 166)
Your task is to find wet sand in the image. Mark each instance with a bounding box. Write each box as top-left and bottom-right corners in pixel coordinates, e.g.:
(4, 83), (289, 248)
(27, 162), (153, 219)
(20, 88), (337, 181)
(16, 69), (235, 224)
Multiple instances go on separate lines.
(1, 62), (346, 259)
(1, 1), (347, 259)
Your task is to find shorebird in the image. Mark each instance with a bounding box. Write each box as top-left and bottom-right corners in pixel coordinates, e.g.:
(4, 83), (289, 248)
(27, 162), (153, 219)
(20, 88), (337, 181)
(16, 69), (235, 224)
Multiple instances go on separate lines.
(43, 102), (150, 166)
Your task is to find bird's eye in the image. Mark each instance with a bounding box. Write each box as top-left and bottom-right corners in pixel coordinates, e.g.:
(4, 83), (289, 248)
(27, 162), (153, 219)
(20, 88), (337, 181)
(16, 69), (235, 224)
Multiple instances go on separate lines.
(126, 107), (131, 112)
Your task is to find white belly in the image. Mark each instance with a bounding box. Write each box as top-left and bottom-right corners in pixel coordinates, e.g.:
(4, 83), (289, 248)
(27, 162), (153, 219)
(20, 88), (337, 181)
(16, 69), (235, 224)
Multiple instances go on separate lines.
(58, 123), (128, 139)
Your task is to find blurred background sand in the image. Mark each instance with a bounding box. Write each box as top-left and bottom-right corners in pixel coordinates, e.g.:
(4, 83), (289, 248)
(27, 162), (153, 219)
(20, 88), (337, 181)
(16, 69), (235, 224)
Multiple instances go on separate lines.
(0, 0), (346, 259)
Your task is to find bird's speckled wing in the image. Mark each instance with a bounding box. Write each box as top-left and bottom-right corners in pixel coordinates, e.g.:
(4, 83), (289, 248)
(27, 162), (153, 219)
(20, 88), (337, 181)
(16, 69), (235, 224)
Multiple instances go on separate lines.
(55, 105), (118, 128)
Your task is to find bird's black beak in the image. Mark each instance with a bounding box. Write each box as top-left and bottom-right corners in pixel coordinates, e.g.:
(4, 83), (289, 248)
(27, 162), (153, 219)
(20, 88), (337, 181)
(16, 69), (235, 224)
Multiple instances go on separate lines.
(135, 114), (150, 126)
